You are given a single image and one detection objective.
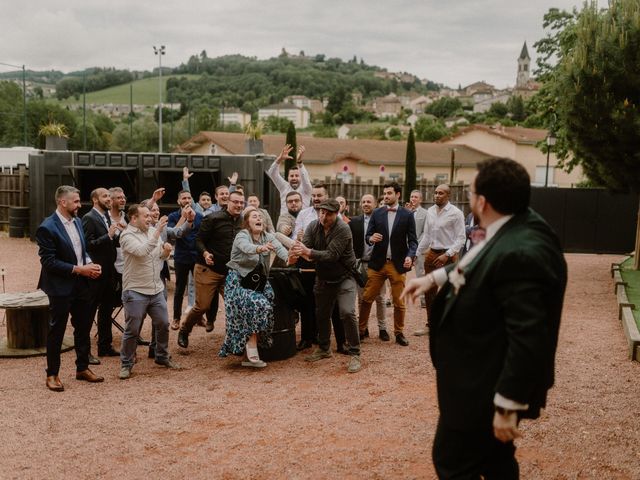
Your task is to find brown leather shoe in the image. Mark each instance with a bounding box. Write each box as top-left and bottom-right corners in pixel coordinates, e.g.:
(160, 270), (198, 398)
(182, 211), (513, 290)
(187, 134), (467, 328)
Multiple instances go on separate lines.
(46, 375), (64, 392)
(76, 369), (105, 383)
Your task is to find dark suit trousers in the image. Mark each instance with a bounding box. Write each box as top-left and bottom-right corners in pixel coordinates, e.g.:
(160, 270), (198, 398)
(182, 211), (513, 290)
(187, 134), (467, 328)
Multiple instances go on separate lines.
(423, 249), (457, 324)
(173, 261), (194, 321)
(299, 270), (317, 342)
(88, 275), (114, 353)
(46, 278), (92, 376)
(433, 418), (518, 480)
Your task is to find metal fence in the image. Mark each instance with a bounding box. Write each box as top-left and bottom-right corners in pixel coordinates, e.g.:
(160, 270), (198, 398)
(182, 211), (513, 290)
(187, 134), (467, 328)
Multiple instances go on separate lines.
(0, 165), (28, 229)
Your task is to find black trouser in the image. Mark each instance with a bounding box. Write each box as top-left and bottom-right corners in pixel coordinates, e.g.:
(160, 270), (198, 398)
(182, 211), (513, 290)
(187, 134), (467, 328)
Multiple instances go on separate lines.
(432, 418), (518, 480)
(299, 270), (317, 343)
(46, 278), (92, 376)
(173, 260), (194, 320)
(88, 273), (114, 354)
(331, 304), (345, 348)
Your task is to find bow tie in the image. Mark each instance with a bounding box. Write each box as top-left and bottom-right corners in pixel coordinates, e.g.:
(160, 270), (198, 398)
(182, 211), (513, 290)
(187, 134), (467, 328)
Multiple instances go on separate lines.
(387, 207), (397, 212)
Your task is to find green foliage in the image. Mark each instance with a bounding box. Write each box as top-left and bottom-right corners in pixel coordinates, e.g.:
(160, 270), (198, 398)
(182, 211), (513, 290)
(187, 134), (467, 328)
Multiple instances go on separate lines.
(285, 122), (297, 179)
(387, 127), (402, 140)
(488, 101), (509, 118)
(55, 68), (135, 100)
(551, 0), (640, 191)
(404, 128), (417, 202)
(0, 81), (25, 146)
(425, 97), (463, 118)
(312, 124), (337, 138)
(38, 121), (69, 138)
(264, 115), (291, 133)
(506, 96), (526, 122)
(414, 116), (449, 142)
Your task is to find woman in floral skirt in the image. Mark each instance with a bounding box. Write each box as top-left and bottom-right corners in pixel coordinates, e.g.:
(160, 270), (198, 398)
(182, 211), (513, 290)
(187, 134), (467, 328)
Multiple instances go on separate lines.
(220, 207), (292, 367)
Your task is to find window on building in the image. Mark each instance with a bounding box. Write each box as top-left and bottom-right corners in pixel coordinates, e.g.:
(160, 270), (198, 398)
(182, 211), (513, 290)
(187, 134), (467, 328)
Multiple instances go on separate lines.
(435, 173), (449, 183)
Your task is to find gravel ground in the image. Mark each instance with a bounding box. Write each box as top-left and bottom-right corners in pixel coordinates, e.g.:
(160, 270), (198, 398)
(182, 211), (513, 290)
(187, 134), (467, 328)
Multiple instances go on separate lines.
(0, 235), (638, 479)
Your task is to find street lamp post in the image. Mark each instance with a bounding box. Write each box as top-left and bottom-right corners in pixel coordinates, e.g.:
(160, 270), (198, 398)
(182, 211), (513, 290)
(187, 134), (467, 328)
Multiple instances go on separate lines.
(545, 132), (557, 187)
(153, 45), (166, 152)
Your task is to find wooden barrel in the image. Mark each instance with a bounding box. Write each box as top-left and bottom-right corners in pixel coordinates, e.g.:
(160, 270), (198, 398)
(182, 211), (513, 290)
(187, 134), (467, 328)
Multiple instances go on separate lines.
(6, 307), (49, 349)
(9, 206), (30, 238)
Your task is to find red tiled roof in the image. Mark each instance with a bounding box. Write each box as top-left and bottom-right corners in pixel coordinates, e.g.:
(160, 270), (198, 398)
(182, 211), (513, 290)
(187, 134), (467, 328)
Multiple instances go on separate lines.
(439, 124), (547, 145)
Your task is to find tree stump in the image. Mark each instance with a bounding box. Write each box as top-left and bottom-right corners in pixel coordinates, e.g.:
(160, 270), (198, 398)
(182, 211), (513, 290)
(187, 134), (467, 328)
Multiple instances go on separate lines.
(6, 307), (49, 349)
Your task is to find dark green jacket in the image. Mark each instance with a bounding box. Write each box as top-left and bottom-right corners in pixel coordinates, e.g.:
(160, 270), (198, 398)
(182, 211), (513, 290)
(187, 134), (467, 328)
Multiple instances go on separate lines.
(430, 209), (567, 429)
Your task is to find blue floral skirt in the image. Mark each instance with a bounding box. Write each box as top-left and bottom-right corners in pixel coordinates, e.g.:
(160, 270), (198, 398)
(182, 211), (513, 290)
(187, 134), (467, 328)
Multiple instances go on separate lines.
(219, 269), (275, 357)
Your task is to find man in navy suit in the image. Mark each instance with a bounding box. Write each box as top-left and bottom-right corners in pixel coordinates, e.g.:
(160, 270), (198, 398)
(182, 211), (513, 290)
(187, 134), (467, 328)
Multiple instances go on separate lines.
(359, 182), (417, 346)
(82, 187), (119, 359)
(403, 158), (567, 478)
(36, 185), (105, 392)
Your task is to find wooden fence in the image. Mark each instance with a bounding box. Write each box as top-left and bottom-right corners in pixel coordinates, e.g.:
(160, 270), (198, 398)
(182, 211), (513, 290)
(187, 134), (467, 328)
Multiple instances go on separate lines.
(0, 165), (28, 229)
(315, 176), (470, 216)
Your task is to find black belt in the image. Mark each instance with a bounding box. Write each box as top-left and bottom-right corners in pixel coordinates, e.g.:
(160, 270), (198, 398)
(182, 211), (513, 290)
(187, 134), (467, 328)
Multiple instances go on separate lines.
(430, 248), (447, 254)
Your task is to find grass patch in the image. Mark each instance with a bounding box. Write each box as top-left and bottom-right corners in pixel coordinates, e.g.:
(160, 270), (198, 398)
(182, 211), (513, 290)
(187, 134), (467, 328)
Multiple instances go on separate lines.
(618, 256), (640, 331)
(55, 74), (200, 106)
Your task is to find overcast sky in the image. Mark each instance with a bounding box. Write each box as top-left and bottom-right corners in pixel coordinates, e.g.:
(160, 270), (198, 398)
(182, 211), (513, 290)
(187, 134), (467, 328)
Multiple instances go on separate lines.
(2, 0), (584, 89)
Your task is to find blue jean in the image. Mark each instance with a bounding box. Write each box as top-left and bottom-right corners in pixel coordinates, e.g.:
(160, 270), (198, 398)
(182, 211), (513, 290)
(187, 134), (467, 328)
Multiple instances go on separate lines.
(120, 290), (169, 368)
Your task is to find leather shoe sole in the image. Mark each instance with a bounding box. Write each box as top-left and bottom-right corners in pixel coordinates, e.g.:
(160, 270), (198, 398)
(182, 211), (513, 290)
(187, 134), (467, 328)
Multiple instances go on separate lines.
(76, 369), (105, 383)
(46, 375), (64, 392)
(395, 334), (409, 347)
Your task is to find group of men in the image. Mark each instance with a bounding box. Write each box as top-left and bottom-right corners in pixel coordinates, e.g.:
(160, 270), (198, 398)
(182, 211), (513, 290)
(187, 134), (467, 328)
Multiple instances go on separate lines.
(36, 146), (566, 478)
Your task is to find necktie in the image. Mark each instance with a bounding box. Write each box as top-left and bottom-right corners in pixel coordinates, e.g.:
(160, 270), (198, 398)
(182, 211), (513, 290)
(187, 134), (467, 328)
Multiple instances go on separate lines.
(387, 207), (397, 212)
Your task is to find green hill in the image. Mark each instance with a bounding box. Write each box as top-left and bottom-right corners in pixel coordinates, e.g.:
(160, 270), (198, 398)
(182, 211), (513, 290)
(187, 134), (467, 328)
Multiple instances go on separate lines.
(58, 74), (200, 106)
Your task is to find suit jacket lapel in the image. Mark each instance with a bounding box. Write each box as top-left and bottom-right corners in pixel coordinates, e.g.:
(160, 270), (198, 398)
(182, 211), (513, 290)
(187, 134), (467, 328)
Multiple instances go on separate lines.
(74, 217), (88, 264)
(437, 214), (521, 323)
(52, 214), (76, 257)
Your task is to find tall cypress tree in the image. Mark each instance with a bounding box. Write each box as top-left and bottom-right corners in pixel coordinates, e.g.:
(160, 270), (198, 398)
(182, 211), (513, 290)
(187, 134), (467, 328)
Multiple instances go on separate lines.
(404, 128), (417, 203)
(284, 121), (297, 179)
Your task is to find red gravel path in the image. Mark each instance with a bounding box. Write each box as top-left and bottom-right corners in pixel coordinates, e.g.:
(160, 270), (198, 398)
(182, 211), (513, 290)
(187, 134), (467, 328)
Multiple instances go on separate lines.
(0, 235), (638, 479)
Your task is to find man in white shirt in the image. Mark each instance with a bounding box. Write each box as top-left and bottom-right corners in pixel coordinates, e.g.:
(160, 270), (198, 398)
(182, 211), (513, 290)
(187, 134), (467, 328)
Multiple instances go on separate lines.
(118, 204), (181, 380)
(414, 184), (465, 336)
(266, 144), (312, 214)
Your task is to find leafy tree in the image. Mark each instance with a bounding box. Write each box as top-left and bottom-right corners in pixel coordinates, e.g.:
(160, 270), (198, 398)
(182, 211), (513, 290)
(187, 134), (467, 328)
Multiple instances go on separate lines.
(404, 128), (417, 202)
(414, 116), (449, 142)
(548, 0), (640, 264)
(284, 122), (297, 179)
(506, 96), (526, 122)
(488, 101), (508, 118)
(387, 127), (402, 140)
(425, 97), (462, 118)
(264, 115), (290, 133)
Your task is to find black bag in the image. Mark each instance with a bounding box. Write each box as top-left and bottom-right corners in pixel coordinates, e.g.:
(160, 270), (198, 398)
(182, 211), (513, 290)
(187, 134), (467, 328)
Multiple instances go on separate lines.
(240, 262), (268, 292)
(351, 259), (368, 288)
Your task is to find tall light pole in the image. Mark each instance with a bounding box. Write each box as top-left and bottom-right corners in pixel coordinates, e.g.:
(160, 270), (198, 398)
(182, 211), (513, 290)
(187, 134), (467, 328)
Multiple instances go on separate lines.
(0, 61), (27, 146)
(153, 45), (166, 152)
(544, 132), (557, 187)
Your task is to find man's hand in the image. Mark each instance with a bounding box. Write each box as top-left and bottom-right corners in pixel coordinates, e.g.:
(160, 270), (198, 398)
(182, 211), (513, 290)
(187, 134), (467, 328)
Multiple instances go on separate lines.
(276, 144), (294, 165)
(296, 145), (305, 163)
(183, 167), (193, 181)
(493, 410), (521, 443)
(401, 274), (435, 304)
(76, 263), (102, 279)
(181, 204), (194, 220)
(281, 224), (292, 236)
(162, 242), (173, 256)
(228, 172), (239, 185)
(152, 187), (166, 203)
(403, 256), (413, 269)
(257, 242), (276, 254)
(203, 251), (214, 266)
(155, 216), (168, 237)
(369, 233), (383, 243)
(108, 223), (119, 239)
(431, 253), (449, 268)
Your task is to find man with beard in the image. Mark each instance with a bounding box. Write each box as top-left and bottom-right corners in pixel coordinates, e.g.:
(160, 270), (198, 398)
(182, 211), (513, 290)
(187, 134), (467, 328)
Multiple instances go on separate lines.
(82, 188), (120, 360)
(108, 187), (128, 326)
(178, 191), (245, 349)
(167, 190), (203, 330)
(414, 184), (466, 336)
(37, 185), (104, 391)
(348, 194), (388, 341)
(274, 191), (303, 249)
(266, 144), (312, 214)
(118, 204), (180, 380)
(290, 199), (361, 373)
(402, 158), (567, 478)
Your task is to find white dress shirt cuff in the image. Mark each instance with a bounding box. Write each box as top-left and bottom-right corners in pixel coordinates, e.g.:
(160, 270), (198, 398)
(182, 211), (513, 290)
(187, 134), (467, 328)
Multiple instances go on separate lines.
(494, 393), (529, 411)
(432, 268), (448, 288)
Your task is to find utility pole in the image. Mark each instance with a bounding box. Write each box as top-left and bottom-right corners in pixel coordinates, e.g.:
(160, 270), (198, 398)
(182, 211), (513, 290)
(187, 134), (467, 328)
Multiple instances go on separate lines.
(153, 45), (166, 152)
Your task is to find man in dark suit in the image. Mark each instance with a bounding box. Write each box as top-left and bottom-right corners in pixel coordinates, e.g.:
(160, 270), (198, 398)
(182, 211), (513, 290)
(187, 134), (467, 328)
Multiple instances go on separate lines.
(360, 182), (417, 346)
(349, 193), (388, 341)
(82, 187), (119, 359)
(36, 185), (105, 392)
(403, 158), (567, 478)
